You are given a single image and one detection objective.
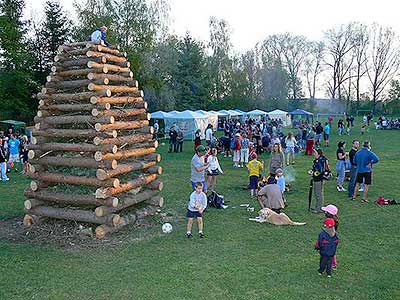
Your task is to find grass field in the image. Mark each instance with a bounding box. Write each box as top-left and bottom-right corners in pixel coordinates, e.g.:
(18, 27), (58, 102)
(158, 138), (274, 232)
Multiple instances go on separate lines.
(0, 123), (399, 300)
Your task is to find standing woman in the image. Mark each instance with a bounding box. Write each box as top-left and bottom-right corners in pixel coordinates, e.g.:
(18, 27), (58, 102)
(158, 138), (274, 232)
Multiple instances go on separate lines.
(309, 149), (326, 213)
(336, 141), (346, 192)
(268, 143), (284, 176)
(194, 129), (201, 152)
(206, 148), (224, 192)
(240, 133), (250, 168)
(285, 131), (297, 165)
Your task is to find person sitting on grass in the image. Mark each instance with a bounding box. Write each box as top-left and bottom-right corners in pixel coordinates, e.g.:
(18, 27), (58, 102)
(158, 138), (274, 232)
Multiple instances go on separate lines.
(186, 182), (207, 238)
(257, 175), (285, 214)
(315, 218), (339, 278)
(248, 153), (264, 197)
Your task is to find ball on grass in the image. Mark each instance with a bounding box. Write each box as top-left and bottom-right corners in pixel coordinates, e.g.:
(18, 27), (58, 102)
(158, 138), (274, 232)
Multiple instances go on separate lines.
(162, 222), (173, 234)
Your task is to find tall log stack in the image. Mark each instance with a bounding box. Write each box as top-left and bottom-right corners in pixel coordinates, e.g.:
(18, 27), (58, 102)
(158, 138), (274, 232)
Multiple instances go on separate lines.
(23, 40), (163, 239)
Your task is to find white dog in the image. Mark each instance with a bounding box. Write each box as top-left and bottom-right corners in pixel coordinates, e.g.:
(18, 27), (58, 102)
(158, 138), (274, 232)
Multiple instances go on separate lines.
(249, 208), (306, 226)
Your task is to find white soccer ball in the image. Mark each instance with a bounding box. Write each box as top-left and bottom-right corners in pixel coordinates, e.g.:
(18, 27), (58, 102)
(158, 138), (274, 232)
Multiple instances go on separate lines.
(162, 222), (173, 234)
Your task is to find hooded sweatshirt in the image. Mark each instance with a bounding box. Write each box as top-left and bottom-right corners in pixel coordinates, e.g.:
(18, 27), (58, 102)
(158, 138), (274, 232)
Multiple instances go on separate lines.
(315, 227), (339, 257)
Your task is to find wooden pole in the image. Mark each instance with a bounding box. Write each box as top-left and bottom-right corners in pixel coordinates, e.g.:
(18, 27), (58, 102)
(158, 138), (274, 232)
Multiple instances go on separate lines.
(94, 120), (148, 131)
(90, 96), (144, 104)
(29, 142), (117, 154)
(96, 161), (157, 180)
(34, 115), (114, 125)
(93, 133), (152, 146)
(32, 128), (117, 138)
(94, 147), (156, 161)
(30, 156), (118, 169)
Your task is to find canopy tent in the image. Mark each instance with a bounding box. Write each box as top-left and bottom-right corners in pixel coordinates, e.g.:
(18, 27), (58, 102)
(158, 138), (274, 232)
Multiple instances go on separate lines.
(195, 110), (218, 129)
(150, 111), (171, 119)
(227, 110), (242, 116)
(163, 110), (209, 140)
(216, 109), (230, 117)
(234, 109), (246, 115)
(267, 109), (290, 126)
(246, 109), (268, 120)
(289, 109), (314, 126)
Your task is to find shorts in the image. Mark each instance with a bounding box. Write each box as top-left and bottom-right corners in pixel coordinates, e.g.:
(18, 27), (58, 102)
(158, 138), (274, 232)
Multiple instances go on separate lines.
(249, 175), (259, 190)
(316, 134), (322, 142)
(191, 181), (207, 192)
(286, 146), (295, 154)
(323, 134), (329, 141)
(187, 209), (203, 218)
(356, 172), (372, 185)
(8, 154), (20, 163)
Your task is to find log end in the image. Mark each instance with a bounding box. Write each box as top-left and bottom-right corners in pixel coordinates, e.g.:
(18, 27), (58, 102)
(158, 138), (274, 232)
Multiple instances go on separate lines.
(106, 89), (111, 97)
(112, 145), (118, 154)
(96, 169), (108, 181)
(111, 159), (118, 170)
(30, 181), (39, 191)
(112, 178), (120, 188)
(93, 136), (101, 145)
(28, 150), (36, 160)
(31, 137), (38, 145)
(94, 206), (105, 217)
(90, 96), (98, 104)
(24, 200), (32, 210)
(95, 225), (107, 239)
(112, 214), (121, 226)
(91, 108), (99, 117)
(104, 103), (111, 110)
(94, 151), (103, 162)
(95, 188), (106, 199)
(23, 214), (34, 226)
(94, 123), (102, 132)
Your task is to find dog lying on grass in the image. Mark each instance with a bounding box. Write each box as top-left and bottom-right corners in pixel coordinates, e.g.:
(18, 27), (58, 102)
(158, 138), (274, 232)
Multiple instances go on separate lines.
(249, 208), (306, 226)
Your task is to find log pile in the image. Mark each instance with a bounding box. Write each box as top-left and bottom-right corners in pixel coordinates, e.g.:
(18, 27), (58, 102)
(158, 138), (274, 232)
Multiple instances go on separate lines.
(24, 40), (163, 238)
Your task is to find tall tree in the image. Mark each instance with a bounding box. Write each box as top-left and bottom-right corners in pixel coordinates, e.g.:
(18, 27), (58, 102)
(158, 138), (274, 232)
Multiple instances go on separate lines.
(304, 41), (324, 99)
(0, 0), (37, 121)
(366, 24), (400, 111)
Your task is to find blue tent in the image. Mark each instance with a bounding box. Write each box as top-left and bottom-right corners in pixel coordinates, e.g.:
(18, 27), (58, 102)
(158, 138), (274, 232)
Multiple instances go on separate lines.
(289, 109), (314, 126)
(289, 109), (313, 116)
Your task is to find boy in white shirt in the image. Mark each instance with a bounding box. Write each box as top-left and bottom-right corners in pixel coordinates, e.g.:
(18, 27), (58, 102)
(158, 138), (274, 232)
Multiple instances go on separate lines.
(186, 182), (208, 238)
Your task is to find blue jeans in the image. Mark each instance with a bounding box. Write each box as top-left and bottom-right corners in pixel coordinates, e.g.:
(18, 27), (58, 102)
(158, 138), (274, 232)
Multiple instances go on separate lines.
(348, 165), (357, 197)
(336, 160), (345, 185)
(0, 162), (8, 181)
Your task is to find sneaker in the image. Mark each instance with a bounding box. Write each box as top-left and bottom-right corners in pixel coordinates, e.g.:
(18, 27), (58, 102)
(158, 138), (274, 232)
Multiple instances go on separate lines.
(327, 275), (332, 278)
(186, 232), (193, 238)
(199, 232), (204, 238)
(341, 187), (347, 192)
(358, 188), (364, 192)
(318, 272), (323, 276)
(336, 186), (342, 192)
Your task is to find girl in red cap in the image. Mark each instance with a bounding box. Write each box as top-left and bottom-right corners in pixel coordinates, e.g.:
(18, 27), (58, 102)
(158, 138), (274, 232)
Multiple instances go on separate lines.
(315, 218), (339, 278)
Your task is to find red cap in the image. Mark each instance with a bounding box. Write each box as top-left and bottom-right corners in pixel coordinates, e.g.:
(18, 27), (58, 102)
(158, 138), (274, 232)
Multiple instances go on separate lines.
(324, 218), (335, 228)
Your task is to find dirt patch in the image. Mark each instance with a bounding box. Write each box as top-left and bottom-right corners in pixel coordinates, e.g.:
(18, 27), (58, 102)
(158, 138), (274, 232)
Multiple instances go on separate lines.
(0, 211), (183, 251)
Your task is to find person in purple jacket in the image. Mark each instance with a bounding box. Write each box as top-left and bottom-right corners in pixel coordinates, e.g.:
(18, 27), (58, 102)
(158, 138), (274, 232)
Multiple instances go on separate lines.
(352, 141), (379, 203)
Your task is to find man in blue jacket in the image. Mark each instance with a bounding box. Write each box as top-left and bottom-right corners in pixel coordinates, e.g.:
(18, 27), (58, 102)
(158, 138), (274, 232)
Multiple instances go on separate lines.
(352, 141), (379, 202)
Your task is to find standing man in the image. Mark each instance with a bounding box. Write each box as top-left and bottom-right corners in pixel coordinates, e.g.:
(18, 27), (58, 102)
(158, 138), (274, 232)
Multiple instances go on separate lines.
(315, 122), (323, 147)
(347, 140), (359, 198)
(191, 145), (209, 193)
(352, 141), (379, 203)
(168, 126), (177, 153)
(8, 134), (20, 172)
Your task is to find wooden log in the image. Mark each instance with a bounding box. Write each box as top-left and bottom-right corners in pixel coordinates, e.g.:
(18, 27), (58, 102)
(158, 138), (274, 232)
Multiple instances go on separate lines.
(30, 156), (118, 169)
(143, 153), (162, 163)
(146, 195), (164, 207)
(24, 199), (44, 210)
(148, 180), (163, 191)
(38, 103), (110, 115)
(28, 172), (120, 188)
(87, 61), (130, 73)
(87, 73), (136, 85)
(91, 108), (147, 118)
(24, 189), (118, 207)
(34, 115), (114, 125)
(54, 56), (106, 68)
(94, 147), (156, 161)
(66, 40), (104, 47)
(137, 125), (154, 134)
(96, 161), (157, 180)
(28, 142), (117, 154)
(32, 128), (117, 138)
(26, 206), (120, 225)
(23, 214), (48, 226)
(56, 67), (108, 77)
(87, 83), (139, 94)
(95, 206), (156, 239)
(93, 133), (153, 146)
(90, 95), (144, 104)
(86, 50), (127, 63)
(30, 181), (50, 191)
(95, 190), (159, 216)
(89, 44), (126, 57)
(95, 174), (157, 198)
(38, 90), (111, 102)
(94, 120), (148, 132)
(47, 78), (109, 89)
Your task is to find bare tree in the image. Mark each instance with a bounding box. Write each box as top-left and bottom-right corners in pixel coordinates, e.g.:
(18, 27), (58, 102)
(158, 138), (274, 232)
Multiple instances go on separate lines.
(304, 41), (324, 99)
(366, 24), (400, 111)
(324, 24), (357, 100)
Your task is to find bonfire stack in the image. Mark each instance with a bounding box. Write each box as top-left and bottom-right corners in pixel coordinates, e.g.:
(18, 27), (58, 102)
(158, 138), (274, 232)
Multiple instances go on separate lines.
(23, 40), (163, 238)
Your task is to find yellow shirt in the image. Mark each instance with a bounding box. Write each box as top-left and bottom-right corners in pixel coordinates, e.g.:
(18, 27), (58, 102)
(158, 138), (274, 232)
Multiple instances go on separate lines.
(248, 159), (262, 177)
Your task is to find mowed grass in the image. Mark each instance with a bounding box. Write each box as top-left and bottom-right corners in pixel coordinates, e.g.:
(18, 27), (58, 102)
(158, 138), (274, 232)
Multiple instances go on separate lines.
(0, 121), (399, 300)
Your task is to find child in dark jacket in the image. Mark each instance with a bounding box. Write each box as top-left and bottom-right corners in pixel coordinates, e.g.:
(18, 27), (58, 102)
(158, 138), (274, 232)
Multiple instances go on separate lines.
(315, 218), (339, 277)
(321, 204), (339, 268)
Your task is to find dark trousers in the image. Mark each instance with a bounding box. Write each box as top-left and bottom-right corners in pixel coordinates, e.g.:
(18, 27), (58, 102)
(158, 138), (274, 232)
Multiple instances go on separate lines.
(319, 255), (333, 275)
(177, 141), (183, 152)
(348, 166), (357, 197)
(169, 140), (177, 152)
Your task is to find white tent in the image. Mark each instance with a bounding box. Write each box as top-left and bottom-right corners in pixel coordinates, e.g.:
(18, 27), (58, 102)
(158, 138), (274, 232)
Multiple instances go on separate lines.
(150, 111), (171, 119)
(217, 109), (230, 117)
(267, 109), (291, 126)
(246, 109), (268, 120)
(195, 110), (218, 130)
(164, 110), (209, 140)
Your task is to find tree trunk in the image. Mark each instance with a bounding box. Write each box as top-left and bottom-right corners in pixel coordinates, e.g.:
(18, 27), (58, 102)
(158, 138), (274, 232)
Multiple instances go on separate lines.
(87, 83), (140, 94)
(38, 90), (111, 102)
(32, 128), (117, 138)
(30, 156), (118, 169)
(90, 96), (144, 104)
(34, 115), (114, 125)
(29, 142), (117, 154)
(96, 161), (157, 180)
(94, 147), (156, 161)
(56, 67), (108, 77)
(47, 78), (109, 89)
(86, 50), (127, 63)
(91, 109), (149, 120)
(54, 57), (106, 69)
(87, 61), (130, 73)
(38, 103), (110, 115)
(94, 120), (148, 131)
(93, 133), (153, 146)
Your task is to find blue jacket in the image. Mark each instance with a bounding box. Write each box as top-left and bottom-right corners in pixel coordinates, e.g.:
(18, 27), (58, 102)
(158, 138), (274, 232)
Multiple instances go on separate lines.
(354, 148), (379, 173)
(315, 229), (339, 257)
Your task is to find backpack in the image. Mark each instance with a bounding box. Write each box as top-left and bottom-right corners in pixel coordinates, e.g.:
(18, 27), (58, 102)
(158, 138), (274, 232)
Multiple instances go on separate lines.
(230, 137), (237, 150)
(207, 191), (225, 209)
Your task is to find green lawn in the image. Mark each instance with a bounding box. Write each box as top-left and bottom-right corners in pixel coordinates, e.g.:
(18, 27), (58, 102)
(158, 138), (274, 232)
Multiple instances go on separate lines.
(0, 123), (399, 300)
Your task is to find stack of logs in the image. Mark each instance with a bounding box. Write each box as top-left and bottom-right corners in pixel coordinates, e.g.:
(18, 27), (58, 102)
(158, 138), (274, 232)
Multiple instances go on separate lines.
(23, 40), (163, 239)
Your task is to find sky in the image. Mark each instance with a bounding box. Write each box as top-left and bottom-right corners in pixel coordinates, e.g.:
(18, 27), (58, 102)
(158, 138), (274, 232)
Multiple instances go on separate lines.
(26, 0), (400, 53)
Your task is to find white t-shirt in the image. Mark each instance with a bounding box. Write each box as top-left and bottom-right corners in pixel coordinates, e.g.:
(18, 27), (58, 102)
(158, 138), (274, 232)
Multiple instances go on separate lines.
(206, 128), (213, 141)
(188, 191), (207, 212)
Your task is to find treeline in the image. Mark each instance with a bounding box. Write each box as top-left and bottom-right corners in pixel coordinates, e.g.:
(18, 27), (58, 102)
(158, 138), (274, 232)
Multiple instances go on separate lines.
(1, 0), (400, 123)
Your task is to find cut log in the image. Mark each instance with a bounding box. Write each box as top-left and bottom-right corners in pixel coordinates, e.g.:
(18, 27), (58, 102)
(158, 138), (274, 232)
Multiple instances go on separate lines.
(87, 61), (130, 73)
(34, 115), (114, 125)
(95, 206), (156, 239)
(28, 172), (120, 188)
(148, 180), (163, 191)
(137, 125), (154, 134)
(91, 108), (147, 119)
(94, 147), (156, 161)
(96, 161), (157, 180)
(93, 133), (153, 146)
(90, 44), (126, 57)
(66, 40), (103, 47)
(24, 199), (44, 210)
(30, 181), (50, 191)
(28, 142), (117, 154)
(86, 50), (127, 63)
(95, 190), (159, 216)
(38, 90), (111, 102)
(30, 156), (117, 169)
(95, 174), (157, 198)
(88, 83), (140, 94)
(24, 189), (118, 207)
(56, 67), (108, 77)
(90, 95), (144, 104)
(39, 103), (110, 114)
(94, 120), (148, 132)
(54, 56), (106, 68)
(146, 195), (164, 207)
(47, 78), (109, 89)
(87, 73), (136, 85)
(23, 214), (48, 226)
(26, 206), (120, 225)
(32, 128), (117, 138)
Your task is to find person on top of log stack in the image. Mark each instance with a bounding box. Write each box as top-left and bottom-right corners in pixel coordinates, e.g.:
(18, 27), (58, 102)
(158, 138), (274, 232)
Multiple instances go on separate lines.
(90, 26), (110, 46)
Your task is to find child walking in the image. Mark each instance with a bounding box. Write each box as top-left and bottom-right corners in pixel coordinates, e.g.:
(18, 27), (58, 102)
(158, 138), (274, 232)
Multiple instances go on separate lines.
(248, 153), (264, 197)
(186, 182), (207, 238)
(275, 168), (286, 206)
(315, 218), (339, 278)
(321, 205), (339, 269)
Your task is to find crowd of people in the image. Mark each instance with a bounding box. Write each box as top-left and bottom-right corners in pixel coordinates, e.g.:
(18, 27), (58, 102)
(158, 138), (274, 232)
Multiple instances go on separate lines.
(0, 129), (30, 182)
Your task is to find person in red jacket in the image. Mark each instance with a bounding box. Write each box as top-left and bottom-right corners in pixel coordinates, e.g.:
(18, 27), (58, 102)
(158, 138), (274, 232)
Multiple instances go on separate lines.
(315, 218), (339, 278)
